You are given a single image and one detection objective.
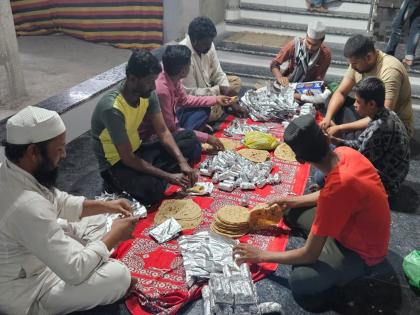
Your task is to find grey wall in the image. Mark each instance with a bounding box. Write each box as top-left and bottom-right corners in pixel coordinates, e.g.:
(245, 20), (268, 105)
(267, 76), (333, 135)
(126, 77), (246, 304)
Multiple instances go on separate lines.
(163, 0), (226, 43)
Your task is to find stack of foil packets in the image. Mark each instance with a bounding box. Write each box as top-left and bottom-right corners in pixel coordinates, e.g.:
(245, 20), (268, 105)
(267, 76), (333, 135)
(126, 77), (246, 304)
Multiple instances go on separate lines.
(178, 231), (238, 286)
(240, 85), (299, 122)
(95, 192), (147, 232)
(200, 151), (281, 192)
(202, 263), (260, 315)
(223, 119), (270, 137)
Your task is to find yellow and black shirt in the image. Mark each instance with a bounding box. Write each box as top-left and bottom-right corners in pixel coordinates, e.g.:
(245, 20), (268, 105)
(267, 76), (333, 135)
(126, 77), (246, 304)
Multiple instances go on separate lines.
(91, 81), (161, 172)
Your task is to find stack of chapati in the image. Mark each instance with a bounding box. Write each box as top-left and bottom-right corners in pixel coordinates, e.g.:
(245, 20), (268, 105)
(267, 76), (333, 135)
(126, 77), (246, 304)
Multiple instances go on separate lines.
(154, 199), (202, 230)
(210, 205), (250, 238)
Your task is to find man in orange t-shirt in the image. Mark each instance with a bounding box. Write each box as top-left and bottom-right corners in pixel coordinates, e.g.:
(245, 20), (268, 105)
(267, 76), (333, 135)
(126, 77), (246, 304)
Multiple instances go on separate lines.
(234, 115), (390, 311)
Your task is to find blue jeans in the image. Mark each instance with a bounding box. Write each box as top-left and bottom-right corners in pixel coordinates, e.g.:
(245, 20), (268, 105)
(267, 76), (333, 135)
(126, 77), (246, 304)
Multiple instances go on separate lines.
(386, 0), (420, 60)
(176, 107), (211, 130)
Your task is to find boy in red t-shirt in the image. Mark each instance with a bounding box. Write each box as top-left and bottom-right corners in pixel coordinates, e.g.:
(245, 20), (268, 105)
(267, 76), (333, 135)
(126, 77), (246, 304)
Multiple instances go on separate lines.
(233, 114), (390, 311)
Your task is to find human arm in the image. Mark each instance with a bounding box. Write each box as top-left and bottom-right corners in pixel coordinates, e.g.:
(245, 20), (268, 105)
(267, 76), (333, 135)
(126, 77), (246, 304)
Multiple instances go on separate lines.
(233, 232), (327, 265)
(81, 199), (132, 218)
(326, 116), (371, 136)
(320, 76), (355, 130)
(269, 191), (320, 210)
(10, 199), (138, 285)
(270, 40), (295, 86)
(151, 112), (198, 186)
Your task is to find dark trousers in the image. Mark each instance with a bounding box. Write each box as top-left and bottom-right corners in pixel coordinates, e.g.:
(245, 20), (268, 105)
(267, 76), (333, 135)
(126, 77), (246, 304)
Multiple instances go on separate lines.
(324, 96), (361, 141)
(101, 130), (201, 205)
(283, 207), (369, 311)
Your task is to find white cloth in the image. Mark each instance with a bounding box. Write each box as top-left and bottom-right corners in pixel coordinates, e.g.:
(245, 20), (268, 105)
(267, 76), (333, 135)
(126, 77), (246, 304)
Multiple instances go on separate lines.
(300, 87), (332, 104)
(0, 160), (130, 315)
(179, 35), (229, 96)
(6, 106), (66, 144)
(307, 21), (326, 40)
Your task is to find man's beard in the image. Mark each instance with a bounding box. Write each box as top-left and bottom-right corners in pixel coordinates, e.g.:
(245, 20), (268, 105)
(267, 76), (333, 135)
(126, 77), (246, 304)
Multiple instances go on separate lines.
(33, 156), (59, 190)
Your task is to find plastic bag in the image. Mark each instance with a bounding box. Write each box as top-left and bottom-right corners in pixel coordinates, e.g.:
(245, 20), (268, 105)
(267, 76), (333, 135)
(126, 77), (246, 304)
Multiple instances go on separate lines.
(403, 250), (420, 289)
(244, 131), (279, 150)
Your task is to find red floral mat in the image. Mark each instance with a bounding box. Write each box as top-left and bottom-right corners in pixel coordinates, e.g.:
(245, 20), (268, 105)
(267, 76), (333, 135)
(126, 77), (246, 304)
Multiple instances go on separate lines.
(113, 116), (311, 315)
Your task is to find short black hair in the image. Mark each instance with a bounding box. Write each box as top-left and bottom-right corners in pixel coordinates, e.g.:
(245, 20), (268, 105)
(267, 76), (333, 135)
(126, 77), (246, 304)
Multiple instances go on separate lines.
(126, 49), (161, 78)
(162, 45), (192, 76)
(354, 77), (385, 108)
(188, 16), (217, 42)
(343, 34), (375, 59)
(3, 139), (50, 163)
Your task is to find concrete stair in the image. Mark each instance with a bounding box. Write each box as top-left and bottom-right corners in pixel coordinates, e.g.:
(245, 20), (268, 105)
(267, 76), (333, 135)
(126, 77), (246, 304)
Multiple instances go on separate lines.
(218, 0), (420, 104)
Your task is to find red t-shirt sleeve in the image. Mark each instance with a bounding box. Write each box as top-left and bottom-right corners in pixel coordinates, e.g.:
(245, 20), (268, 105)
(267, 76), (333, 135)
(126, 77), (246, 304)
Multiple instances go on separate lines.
(311, 175), (358, 238)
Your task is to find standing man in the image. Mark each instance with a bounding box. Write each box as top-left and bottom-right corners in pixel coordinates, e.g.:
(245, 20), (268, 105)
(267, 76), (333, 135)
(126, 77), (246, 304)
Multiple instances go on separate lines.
(330, 77), (410, 197)
(179, 16), (246, 128)
(91, 49), (200, 205)
(320, 34), (413, 138)
(270, 21), (331, 86)
(0, 106), (138, 315)
(234, 115), (390, 312)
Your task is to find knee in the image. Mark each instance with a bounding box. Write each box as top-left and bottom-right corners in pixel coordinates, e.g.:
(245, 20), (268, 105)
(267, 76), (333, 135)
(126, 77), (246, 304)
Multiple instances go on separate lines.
(176, 130), (201, 162)
(98, 260), (131, 302)
(289, 266), (332, 311)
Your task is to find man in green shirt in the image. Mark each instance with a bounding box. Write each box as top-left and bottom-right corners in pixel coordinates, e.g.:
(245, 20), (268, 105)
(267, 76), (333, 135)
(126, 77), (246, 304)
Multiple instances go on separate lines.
(91, 49), (200, 205)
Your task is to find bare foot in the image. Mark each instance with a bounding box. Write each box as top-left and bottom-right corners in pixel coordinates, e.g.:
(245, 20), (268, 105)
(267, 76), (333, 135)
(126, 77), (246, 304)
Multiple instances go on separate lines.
(314, 5), (328, 13)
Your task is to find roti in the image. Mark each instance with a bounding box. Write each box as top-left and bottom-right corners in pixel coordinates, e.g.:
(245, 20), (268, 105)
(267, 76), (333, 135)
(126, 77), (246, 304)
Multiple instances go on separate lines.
(211, 205), (250, 238)
(202, 138), (241, 153)
(249, 203), (283, 231)
(237, 148), (270, 163)
(274, 143), (296, 162)
(154, 199), (202, 230)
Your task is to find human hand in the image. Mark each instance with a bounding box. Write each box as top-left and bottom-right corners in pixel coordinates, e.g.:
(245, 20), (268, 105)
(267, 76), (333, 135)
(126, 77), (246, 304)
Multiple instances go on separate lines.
(179, 161), (198, 186)
(268, 197), (295, 212)
(233, 243), (267, 265)
(167, 173), (191, 188)
(109, 216), (139, 242)
(219, 86), (237, 97)
(326, 125), (342, 137)
(277, 76), (289, 86)
(230, 102), (248, 118)
(319, 117), (332, 131)
(207, 135), (224, 151)
(216, 95), (232, 106)
(105, 199), (132, 217)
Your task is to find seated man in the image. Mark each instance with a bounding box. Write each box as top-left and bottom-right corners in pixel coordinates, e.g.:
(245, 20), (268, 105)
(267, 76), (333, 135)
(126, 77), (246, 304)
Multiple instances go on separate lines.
(330, 77), (410, 196)
(179, 16), (246, 128)
(141, 45), (233, 151)
(320, 34), (413, 138)
(91, 49), (200, 205)
(234, 115), (390, 311)
(0, 106), (138, 315)
(270, 21), (331, 86)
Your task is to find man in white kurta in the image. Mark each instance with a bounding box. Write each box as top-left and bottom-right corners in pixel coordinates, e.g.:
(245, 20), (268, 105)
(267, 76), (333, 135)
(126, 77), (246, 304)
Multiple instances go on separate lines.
(178, 16), (244, 127)
(0, 106), (138, 315)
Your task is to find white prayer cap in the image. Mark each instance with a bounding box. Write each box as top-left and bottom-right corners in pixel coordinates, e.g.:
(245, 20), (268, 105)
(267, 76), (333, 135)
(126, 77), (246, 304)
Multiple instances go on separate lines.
(6, 106), (66, 144)
(307, 21), (326, 40)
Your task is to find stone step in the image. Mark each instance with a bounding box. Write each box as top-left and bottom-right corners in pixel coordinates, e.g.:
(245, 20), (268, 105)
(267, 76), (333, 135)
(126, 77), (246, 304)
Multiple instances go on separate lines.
(217, 49), (420, 100)
(215, 32), (420, 77)
(240, 0), (371, 14)
(225, 18), (367, 45)
(232, 3), (369, 30)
